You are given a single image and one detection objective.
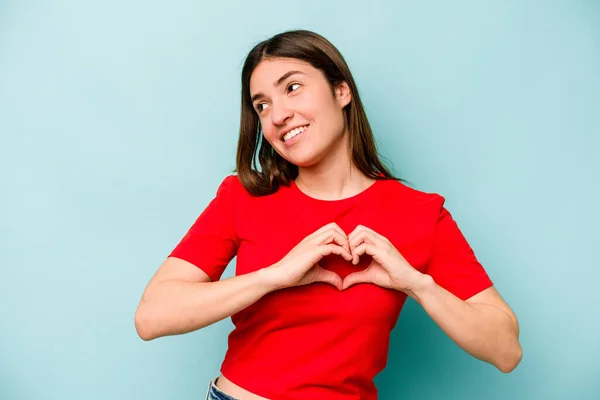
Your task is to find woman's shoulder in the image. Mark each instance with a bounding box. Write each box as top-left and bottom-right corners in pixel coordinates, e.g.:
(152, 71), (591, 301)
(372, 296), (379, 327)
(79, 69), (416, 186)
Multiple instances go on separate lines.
(216, 174), (278, 201)
(219, 174), (241, 189)
(215, 174), (249, 201)
(380, 178), (445, 206)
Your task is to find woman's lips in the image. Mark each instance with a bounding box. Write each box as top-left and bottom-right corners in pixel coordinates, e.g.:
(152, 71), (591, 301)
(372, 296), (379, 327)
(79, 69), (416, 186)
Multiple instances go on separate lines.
(283, 126), (309, 147)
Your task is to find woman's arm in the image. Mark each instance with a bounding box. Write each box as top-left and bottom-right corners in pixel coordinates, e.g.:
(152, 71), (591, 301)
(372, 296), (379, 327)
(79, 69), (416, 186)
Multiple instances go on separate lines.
(134, 257), (277, 341)
(406, 276), (522, 373)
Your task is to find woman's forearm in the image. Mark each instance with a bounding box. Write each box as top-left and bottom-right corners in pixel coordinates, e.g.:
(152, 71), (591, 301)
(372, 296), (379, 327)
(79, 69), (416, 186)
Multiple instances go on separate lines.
(135, 268), (277, 341)
(406, 275), (522, 373)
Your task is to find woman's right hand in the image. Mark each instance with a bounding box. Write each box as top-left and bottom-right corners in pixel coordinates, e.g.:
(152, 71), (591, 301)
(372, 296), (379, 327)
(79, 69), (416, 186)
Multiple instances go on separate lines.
(263, 222), (353, 291)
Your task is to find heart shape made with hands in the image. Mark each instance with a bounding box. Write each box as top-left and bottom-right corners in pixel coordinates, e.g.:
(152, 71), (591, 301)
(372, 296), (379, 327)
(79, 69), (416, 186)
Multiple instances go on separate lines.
(317, 249), (374, 292)
(319, 252), (372, 280)
(313, 224), (417, 292)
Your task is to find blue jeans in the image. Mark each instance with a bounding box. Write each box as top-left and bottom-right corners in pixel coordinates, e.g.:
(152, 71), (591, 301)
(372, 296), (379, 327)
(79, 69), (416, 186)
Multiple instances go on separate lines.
(205, 377), (241, 400)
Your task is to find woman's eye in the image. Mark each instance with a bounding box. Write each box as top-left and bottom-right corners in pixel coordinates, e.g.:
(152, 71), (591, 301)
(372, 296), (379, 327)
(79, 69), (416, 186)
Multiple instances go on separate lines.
(254, 84), (299, 112)
(256, 103), (269, 112)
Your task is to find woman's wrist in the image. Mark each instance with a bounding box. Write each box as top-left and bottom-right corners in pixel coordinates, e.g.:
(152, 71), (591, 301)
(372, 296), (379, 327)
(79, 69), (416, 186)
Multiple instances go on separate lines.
(402, 273), (435, 303)
(256, 264), (287, 292)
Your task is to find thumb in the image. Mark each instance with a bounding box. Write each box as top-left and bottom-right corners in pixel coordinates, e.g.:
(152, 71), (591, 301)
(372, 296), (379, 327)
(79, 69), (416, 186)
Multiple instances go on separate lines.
(342, 270), (372, 290)
(314, 265), (343, 291)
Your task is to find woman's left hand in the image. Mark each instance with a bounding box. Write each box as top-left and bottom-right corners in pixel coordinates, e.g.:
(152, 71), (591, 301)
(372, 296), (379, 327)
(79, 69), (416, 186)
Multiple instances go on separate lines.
(343, 225), (427, 293)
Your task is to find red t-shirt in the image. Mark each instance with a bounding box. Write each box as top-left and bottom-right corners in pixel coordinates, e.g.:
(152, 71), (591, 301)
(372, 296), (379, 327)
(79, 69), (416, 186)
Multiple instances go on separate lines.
(169, 175), (493, 399)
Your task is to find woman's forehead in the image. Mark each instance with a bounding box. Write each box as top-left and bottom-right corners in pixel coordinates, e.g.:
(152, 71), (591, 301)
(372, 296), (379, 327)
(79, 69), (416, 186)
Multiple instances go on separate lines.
(250, 58), (316, 90)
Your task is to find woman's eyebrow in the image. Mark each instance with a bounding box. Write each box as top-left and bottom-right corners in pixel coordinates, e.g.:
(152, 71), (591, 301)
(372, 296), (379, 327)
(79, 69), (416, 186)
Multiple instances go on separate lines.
(251, 70), (305, 103)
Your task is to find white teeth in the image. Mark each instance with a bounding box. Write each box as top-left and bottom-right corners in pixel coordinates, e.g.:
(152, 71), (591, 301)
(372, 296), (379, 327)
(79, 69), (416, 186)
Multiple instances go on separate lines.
(283, 125), (309, 142)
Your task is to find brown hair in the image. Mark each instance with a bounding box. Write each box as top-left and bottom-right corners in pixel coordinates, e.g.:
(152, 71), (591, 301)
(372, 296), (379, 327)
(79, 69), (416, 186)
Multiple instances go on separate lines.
(234, 29), (406, 196)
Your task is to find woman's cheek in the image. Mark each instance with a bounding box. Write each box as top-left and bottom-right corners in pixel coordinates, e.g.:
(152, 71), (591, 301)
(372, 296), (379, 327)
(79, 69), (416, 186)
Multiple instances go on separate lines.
(260, 122), (276, 142)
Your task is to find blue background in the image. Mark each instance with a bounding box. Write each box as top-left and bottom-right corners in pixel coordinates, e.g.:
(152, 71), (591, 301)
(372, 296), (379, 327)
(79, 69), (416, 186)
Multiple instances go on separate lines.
(1, 1), (598, 399)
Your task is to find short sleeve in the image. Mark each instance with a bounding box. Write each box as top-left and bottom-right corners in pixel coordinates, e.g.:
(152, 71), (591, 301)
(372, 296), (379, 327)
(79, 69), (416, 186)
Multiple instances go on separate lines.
(426, 196), (493, 300)
(168, 175), (240, 281)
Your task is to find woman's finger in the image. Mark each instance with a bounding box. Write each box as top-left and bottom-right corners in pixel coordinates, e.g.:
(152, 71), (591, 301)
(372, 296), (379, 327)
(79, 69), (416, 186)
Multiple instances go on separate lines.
(348, 225), (387, 244)
(352, 242), (379, 264)
(320, 243), (353, 262)
(314, 266), (343, 291)
(342, 269), (372, 290)
(310, 222), (344, 239)
(313, 228), (351, 255)
(349, 230), (385, 253)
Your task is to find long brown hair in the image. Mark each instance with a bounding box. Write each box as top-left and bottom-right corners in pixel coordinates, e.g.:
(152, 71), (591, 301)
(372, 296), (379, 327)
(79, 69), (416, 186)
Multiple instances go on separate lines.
(235, 30), (406, 196)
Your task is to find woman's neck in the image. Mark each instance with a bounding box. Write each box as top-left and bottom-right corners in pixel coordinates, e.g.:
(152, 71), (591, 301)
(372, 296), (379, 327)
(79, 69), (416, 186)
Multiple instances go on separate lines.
(295, 164), (374, 201)
(294, 129), (376, 201)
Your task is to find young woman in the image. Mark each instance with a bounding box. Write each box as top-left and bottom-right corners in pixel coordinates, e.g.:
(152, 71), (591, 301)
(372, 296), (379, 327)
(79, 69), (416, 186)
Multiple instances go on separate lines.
(135, 30), (522, 400)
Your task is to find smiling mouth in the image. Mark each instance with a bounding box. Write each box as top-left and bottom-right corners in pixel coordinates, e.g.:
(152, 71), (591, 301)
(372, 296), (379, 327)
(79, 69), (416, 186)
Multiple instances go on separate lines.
(282, 125), (310, 142)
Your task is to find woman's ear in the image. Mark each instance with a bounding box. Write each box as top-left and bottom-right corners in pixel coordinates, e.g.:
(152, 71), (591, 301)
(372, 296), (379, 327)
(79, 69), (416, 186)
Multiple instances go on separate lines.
(335, 81), (352, 108)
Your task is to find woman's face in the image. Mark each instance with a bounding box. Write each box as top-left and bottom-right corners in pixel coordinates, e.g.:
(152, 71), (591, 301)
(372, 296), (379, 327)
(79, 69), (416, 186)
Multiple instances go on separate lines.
(249, 58), (351, 167)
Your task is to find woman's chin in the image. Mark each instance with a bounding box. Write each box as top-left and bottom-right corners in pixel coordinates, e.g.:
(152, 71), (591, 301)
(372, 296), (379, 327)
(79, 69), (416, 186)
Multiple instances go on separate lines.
(284, 152), (325, 168)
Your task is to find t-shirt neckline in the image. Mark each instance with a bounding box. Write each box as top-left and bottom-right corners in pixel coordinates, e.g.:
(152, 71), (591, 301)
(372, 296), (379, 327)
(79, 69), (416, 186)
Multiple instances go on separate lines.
(290, 178), (382, 204)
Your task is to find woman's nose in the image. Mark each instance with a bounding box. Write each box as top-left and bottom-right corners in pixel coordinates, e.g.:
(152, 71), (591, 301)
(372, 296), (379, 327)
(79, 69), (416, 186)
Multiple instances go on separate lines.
(270, 102), (293, 126)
